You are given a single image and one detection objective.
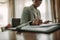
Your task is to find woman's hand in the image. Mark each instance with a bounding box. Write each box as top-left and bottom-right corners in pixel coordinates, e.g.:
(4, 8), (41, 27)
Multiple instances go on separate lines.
(32, 18), (42, 25)
(43, 20), (52, 24)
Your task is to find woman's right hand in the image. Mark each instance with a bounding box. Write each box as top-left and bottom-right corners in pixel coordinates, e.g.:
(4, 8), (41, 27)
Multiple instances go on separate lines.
(32, 18), (42, 25)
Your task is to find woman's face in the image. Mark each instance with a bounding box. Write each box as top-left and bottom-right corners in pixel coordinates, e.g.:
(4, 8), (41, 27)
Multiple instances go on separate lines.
(33, 0), (42, 7)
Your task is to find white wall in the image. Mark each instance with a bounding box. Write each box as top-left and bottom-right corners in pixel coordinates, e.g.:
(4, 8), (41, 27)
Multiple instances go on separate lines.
(15, 0), (25, 18)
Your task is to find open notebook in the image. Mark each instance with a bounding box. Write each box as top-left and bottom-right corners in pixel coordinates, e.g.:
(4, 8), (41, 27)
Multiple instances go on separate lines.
(29, 23), (59, 28)
(21, 23), (59, 32)
(8, 23), (59, 32)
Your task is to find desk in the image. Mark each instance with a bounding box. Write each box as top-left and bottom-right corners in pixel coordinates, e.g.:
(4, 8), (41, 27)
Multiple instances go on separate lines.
(8, 23), (60, 40)
(15, 23), (60, 34)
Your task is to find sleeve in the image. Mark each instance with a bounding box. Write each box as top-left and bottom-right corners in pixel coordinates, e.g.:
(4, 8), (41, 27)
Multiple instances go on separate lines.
(20, 7), (31, 24)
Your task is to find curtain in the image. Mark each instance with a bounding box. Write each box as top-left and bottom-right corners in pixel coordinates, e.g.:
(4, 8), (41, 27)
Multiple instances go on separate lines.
(8, 0), (14, 24)
(50, 0), (60, 40)
(15, 0), (25, 18)
(0, 0), (8, 27)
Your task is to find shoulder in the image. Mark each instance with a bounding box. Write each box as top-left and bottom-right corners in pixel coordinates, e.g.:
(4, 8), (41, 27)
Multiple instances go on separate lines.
(23, 6), (30, 10)
(22, 6), (31, 15)
(22, 6), (32, 13)
(23, 5), (34, 10)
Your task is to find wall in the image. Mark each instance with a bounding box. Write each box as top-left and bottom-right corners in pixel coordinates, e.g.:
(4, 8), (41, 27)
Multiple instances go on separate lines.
(14, 0), (25, 18)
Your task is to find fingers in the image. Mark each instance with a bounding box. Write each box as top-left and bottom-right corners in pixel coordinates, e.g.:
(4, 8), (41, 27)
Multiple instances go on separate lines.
(43, 20), (52, 24)
(32, 19), (42, 25)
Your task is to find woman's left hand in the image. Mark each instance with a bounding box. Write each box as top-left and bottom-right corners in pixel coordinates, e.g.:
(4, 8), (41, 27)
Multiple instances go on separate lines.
(43, 20), (51, 24)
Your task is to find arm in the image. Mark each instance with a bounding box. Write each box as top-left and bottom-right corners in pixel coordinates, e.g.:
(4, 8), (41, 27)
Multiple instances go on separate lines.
(20, 7), (31, 24)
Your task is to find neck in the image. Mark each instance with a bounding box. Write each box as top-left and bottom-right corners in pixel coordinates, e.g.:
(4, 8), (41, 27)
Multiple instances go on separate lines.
(33, 5), (37, 9)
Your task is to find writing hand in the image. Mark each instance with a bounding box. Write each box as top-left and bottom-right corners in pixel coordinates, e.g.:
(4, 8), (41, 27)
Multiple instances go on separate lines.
(43, 20), (52, 24)
(32, 18), (42, 25)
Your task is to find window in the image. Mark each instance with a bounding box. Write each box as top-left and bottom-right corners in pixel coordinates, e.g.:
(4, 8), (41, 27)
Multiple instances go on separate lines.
(0, 0), (8, 27)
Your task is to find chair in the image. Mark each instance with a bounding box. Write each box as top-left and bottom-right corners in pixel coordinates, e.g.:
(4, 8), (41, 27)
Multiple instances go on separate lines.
(12, 18), (20, 27)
